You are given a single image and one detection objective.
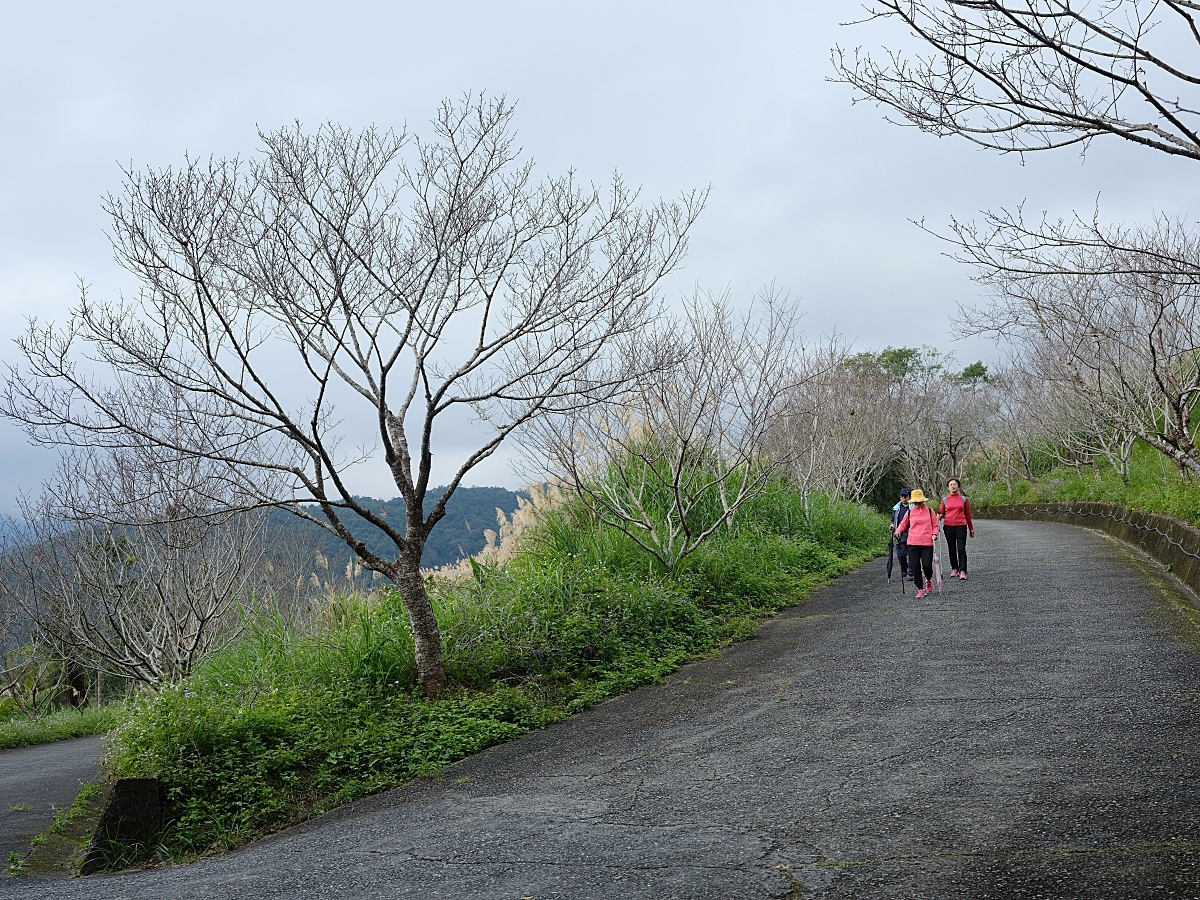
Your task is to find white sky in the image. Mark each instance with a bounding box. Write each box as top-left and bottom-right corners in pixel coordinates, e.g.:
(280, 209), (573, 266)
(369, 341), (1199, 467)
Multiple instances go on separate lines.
(1, 1), (1196, 508)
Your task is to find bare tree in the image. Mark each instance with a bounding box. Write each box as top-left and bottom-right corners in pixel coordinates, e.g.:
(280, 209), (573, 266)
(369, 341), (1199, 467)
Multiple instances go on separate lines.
(767, 338), (899, 510)
(980, 363), (1040, 487)
(981, 360), (1096, 486)
(959, 215), (1200, 475)
(0, 577), (31, 700)
(891, 350), (991, 491)
(533, 290), (802, 571)
(1005, 348), (1138, 479)
(834, 0), (1200, 160)
(0, 642), (65, 721)
(766, 336), (853, 515)
(3, 442), (269, 686)
(1, 95), (702, 696)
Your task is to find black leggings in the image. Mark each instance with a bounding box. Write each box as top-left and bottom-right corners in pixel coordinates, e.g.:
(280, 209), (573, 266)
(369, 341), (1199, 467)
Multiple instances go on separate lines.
(944, 525), (968, 573)
(907, 544), (934, 590)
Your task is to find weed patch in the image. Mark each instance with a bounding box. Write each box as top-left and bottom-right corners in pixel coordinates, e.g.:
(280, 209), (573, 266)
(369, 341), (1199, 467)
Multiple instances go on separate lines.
(9, 782), (105, 878)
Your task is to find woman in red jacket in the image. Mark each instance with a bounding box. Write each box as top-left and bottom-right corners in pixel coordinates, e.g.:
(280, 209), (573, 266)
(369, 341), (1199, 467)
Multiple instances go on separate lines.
(938, 477), (974, 580)
(895, 489), (939, 598)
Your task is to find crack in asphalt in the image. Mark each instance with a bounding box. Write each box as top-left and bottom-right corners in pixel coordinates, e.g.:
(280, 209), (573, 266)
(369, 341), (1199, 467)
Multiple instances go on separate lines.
(781, 838), (1200, 868)
(392, 849), (769, 875)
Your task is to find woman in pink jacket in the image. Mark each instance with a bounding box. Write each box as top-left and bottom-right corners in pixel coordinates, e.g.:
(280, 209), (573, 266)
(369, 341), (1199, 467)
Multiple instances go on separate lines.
(937, 477), (974, 580)
(894, 489), (939, 598)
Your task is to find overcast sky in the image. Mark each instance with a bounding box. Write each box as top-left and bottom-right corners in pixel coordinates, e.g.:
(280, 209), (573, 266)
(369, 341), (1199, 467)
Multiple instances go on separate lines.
(1, 1), (1196, 507)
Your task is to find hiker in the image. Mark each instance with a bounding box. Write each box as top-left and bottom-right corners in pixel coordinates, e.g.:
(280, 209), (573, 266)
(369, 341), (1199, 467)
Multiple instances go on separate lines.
(938, 477), (974, 580)
(895, 489), (938, 598)
(889, 488), (912, 580)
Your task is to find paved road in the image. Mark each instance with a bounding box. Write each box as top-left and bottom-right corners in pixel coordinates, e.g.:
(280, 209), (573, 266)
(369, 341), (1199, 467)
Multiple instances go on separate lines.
(8, 520), (1200, 898)
(0, 736), (102, 861)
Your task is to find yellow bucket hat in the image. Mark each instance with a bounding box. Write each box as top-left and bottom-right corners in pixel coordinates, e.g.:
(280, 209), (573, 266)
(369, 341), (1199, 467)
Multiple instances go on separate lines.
(908, 489), (928, 504)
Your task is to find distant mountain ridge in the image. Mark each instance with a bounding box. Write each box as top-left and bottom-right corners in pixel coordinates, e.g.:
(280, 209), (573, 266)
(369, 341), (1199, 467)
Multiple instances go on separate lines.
(265, 486), (525, 576)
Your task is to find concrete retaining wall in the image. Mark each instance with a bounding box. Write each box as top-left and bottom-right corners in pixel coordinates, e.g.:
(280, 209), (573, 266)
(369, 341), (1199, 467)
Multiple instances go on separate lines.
(978, 502), (1200, 597)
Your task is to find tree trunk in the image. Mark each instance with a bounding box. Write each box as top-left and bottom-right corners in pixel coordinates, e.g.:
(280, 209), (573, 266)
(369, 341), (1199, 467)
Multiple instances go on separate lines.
(65, 661), (87, 708)
(390, 551), (447, 699)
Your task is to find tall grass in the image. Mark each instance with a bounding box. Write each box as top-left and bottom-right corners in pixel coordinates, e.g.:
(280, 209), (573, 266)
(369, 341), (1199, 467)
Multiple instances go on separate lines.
(105, 478), (886, 860)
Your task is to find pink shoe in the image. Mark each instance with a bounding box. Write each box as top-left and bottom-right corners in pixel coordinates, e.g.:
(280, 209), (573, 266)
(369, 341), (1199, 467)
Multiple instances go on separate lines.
(959, 572), (967, 580)
(949, 569), (958, 577)
(915, 588), (927, 599)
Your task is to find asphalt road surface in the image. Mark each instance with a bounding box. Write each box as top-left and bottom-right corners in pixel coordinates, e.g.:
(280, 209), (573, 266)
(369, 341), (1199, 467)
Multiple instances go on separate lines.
(0, 736), (102, 862)
(7, 519), (1200, 898)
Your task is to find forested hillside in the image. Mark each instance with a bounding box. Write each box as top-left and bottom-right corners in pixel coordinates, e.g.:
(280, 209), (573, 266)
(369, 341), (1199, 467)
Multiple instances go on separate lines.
(265, 486), (525, 575)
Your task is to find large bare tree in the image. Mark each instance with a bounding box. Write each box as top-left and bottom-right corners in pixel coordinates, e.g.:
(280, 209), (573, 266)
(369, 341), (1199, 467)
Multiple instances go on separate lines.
(1, 95), (703, 696)
(834, 0), (1200, 160)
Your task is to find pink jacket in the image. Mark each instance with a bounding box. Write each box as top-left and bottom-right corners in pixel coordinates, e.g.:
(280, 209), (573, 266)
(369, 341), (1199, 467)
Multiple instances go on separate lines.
(896, 505), (938, 547)
(938, 493), (974, 531)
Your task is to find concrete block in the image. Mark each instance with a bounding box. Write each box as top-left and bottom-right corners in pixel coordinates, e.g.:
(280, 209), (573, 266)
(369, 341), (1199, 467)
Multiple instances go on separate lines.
(80, 777), (162, 875)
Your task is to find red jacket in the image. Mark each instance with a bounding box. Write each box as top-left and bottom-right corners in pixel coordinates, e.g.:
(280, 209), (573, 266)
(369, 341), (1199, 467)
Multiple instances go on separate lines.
(938, 494), (974, 531)
(896, 505), (938, 547)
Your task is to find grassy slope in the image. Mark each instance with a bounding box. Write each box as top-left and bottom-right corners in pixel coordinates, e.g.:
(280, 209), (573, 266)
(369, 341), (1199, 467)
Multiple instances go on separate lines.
(104, 486), (887, 861)
(0, 704), (126, 752)
(969, 442), (1200, 526)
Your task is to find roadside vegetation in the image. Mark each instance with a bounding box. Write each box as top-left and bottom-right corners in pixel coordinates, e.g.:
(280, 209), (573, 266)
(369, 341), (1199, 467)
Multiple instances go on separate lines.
(0, 702), (126, 752)
(968, 441), (1200, 528)
(103, 480), (884, 860)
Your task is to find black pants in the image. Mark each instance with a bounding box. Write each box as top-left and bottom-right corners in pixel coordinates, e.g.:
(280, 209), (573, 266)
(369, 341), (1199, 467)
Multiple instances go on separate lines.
(944, 525), (968, 573)
(907, 544), (934, 590)
(897, 541), (909, 576)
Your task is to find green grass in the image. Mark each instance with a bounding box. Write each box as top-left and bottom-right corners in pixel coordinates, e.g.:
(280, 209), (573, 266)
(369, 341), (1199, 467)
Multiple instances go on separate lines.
(970, 442), (1200, 526)
(0, 703), (128, 752)
(103, 480), (887, 863)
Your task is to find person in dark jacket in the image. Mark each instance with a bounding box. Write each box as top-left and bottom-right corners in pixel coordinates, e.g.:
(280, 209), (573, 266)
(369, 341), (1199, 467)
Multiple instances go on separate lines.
(890, 488), (911, 580)
(937, 477), (974, 580)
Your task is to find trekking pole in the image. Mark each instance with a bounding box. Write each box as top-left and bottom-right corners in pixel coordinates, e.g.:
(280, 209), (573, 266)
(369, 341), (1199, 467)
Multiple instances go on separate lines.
(933, 534), (943, 594)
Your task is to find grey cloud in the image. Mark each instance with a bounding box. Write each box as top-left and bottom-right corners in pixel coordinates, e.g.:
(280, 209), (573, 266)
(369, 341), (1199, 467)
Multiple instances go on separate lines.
(0, 1), (1189, 507)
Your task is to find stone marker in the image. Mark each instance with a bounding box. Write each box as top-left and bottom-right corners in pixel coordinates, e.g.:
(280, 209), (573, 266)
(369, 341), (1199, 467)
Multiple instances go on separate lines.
(80, 778), (162, 876)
